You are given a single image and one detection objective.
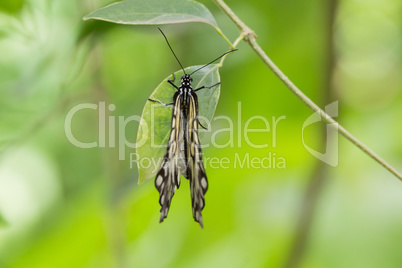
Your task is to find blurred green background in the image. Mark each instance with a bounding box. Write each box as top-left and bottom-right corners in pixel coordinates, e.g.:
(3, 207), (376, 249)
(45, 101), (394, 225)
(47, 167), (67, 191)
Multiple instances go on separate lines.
(1, 0), (401, 267)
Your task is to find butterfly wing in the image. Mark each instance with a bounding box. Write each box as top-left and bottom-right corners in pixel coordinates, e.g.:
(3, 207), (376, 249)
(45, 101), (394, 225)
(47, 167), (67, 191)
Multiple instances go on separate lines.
(187, 93), (208, 228)
(155, 92), (182, 223)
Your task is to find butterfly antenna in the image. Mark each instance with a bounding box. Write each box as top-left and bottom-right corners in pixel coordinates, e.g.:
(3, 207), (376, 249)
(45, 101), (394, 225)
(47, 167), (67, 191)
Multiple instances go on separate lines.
(158, 28), (186, 74)
(190, 49), (238, 75)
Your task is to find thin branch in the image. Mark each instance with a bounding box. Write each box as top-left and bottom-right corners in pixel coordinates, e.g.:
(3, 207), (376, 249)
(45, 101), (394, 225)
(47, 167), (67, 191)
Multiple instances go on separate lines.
(212, 0), (402, 181)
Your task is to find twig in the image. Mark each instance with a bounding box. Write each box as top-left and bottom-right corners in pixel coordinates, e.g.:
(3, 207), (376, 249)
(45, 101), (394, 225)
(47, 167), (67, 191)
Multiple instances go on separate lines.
(212, 0), (402, 181)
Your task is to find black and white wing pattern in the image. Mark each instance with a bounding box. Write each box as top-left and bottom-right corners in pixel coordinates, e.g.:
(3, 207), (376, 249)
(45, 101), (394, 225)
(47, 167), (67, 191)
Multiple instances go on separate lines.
(187, 93), (208, 228)
(155, 92), (182, 223)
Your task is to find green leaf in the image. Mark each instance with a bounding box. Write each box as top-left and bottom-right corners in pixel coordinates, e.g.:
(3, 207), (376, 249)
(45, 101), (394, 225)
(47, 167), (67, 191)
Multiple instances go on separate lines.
(136, 64), (220, 184)
(83, 0), (217, 28)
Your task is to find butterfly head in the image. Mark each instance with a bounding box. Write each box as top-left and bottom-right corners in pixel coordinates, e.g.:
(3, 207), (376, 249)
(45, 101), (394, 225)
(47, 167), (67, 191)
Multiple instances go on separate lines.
(181, 74), (193, 85)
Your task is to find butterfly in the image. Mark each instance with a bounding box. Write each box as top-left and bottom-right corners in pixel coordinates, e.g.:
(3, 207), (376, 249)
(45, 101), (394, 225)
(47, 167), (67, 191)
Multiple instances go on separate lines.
(149, 28), (236, 228)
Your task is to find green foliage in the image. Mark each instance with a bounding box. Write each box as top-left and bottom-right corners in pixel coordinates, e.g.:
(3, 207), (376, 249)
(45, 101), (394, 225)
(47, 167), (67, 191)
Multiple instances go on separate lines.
(84, 0), (217, 28)
(136, 65), (220, 184)
(0, 0), (402, 267)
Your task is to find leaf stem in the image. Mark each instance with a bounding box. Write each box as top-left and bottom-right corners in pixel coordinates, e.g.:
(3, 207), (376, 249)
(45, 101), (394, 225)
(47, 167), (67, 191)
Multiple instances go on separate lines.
(218, 33), (245, 66)
(212, 0), (402, 181)
(232, 33), (245, 47)
(215, 27), (234, 49)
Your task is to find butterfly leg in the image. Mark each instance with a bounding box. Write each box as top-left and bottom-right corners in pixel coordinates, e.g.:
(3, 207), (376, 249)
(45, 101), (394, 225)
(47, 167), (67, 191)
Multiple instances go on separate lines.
(168, 73), (179, 89)
(148, 99), (173, 106)
(168, 72), (176, 83)
(194, 82), (220, 92)
(198, 120), (208, 130)
(190, 117), (208, 130)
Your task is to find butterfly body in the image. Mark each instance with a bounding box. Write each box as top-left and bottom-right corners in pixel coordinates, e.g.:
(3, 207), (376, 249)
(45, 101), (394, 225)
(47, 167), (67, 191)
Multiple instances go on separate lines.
(177, 75), (193, 179)
(154, 73), (208, 228)
(150, 28), (236, 228)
